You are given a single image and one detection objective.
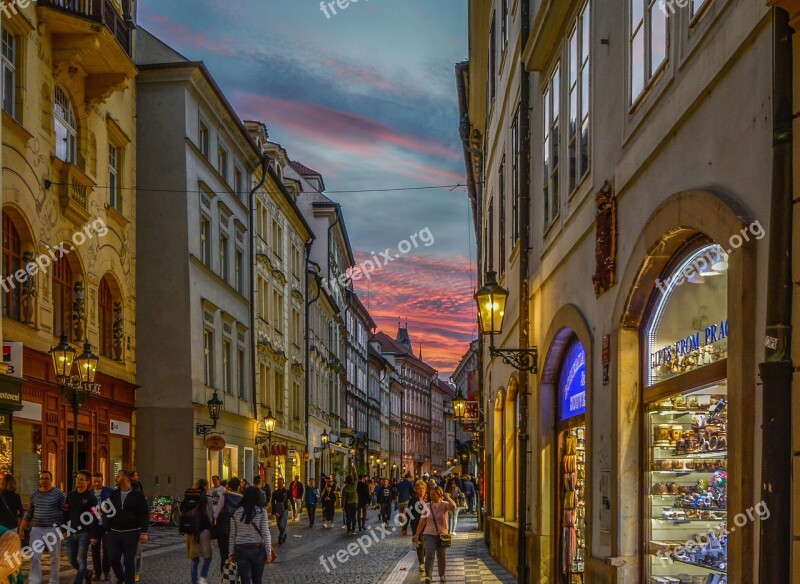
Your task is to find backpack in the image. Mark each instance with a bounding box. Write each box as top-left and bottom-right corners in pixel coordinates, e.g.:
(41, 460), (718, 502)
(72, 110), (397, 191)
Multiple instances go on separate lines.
(178, 489), (208, 536)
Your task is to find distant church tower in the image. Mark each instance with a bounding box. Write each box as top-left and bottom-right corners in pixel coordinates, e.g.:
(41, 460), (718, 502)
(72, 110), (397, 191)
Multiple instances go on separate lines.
(396, 318), (412, 353)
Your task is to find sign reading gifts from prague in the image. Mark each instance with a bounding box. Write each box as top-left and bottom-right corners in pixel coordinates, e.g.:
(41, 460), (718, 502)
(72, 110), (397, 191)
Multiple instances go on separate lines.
(559, 341), (586, 422)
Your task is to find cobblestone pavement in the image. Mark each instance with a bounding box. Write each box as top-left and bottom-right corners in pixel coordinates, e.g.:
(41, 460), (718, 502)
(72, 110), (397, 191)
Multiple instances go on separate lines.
(28, 508), (512, 583)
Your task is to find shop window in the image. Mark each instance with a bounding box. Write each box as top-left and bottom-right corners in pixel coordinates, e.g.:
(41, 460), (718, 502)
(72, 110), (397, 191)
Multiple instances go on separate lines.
(98, 277), (114, 358)
(54, 86), (77, 164)
(2, 212), (21, 322)
(492, 391), (504, 517)
(52, 256), (73, 339)
(503, 382), (517, 521)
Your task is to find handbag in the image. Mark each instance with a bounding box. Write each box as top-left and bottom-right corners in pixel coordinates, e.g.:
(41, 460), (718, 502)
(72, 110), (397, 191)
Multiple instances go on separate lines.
(430, 503), (452, 548)
(221, 557), (240, 584)
(249, 516), (275, 564)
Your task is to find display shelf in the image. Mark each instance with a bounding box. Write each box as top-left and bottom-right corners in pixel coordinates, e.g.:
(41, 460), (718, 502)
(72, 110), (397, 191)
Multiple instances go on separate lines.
(682, 450), (727, 459)
(671, 557), (726, 574)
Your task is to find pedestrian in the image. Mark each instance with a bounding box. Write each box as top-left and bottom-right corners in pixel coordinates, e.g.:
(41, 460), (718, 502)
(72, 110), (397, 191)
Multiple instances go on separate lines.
(0, 474), (23, 530)
(356, 475), (370, 531)
(18, 470), (65, 584)
(214, 476), (242, 572)
(239, 479), (250, 493)
(90, 472), (114, 581)
(185, 479), (214, 584)
(64, 470), (98, 584)
(341, 476), (358, 535)
(407, 480), (428, 573)
(377, 478), (392, 525)
(412, 486), (456, 584)
(289, 475), (304, 522)
(229, 487), (273, 584)
(252, 476), (268, 508)
(102, 470), (149, 584)
(129, 470), (144, 580)
(370, 477), (379, 509)
(320, 480), (336, 529)
(462, 475), (476, 514)
(445, 478), (463, 535)
(395, 473), (414, 535)
(270, 477), (295, 544)
(304, 478), (319, 527)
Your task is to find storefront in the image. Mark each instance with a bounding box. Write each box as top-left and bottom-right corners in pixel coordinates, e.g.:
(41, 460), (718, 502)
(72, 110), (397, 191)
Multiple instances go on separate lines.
(642, 239), (729, 583)
(556, 339), (587, 584)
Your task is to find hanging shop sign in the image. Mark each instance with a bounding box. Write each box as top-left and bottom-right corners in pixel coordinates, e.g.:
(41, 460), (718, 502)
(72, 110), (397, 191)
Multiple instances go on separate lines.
(463, 401), (480, 422)
(559, 341), (586, 422)
(205, 435), (226, 451)
(2, 343), (22, 379)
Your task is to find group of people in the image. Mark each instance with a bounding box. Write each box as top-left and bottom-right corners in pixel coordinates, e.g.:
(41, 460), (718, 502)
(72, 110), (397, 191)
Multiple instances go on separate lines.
(0, 469), (148, 584)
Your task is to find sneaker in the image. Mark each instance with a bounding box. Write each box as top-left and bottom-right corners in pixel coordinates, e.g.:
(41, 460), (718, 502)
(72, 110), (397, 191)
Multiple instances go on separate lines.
(419, 565), (425, 572)
(198, 578), (208, 584)
(424, 578), (431, 584)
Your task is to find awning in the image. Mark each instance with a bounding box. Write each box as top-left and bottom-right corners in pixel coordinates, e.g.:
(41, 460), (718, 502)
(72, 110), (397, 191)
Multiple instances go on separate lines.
(440, 466), (457, 477)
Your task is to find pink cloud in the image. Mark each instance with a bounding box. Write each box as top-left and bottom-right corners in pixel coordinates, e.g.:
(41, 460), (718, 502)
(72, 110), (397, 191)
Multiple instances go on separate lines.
(143, 13), (237, 57)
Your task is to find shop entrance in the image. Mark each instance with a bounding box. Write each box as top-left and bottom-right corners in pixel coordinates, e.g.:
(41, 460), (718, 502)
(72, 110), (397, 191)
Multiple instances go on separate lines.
(66, 430), (90, 481)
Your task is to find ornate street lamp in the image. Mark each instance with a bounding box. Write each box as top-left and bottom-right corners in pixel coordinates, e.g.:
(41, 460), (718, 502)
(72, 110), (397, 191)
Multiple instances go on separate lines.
(453, 389), (468, 420)
(475, 270), (538, 372)
(256, 408), (276, 445)
(314, 429), (332, 479)
(321, 430), (329, 446)
(196, 391), (223, 436)
(49, 335), (99, 487)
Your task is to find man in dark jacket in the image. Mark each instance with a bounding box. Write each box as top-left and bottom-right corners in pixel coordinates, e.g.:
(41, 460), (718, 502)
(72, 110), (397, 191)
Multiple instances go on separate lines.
(356, 475), (371, 530)
(100, 470), (149, 584)
(395, 473), (414, 535)
(376, 478), (392, 525)
(91, 473), (114, 580)
(270, 477), (296, 544)
(215, 477), (242, 573)
(65, 470), (98, 584)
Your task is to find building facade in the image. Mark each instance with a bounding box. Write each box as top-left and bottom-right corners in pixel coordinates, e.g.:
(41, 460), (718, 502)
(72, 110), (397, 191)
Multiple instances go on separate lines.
(135, 30), (261, 494)
(345, 290), (373, 475)
(451, 340), (479, 477)
(2, 0), (138, 495)
(462, 0), (773, 581)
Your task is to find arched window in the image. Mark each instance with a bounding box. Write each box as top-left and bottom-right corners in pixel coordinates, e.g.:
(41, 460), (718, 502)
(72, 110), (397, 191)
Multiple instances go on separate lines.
(52, 256), (72, 338)
(504, 380), (518, 521)
(54, 86), (77, 163)
(98, 277), (113, 358)
(2, 212), (21, 321)
(492, 390), (504, 517)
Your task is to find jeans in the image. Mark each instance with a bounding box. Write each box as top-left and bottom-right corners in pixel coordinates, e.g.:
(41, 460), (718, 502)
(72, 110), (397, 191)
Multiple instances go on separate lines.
(191, 556), (212, 583)
(448, 508), (460, 534)
(28, 526), (61, 584)
(380, 503), (391, 523)
(217, 527), (231, 573)
(466, 493), (475, 513)
(234, 544), (266, 584)
(91, 533), (110, 577)
(66, 533), (92, 583)
(345, 503), (357, 532)
(276, 511), (288, 542)
(423, 534), (447, 579)
(357, 503), (368, 529)
(306, 503), (317, 525)
(398, 501), (409, 531)
(106, 529), (140, 584)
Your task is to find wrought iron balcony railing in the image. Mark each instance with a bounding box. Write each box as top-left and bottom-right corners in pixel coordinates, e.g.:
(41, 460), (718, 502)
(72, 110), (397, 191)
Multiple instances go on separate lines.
(38, 0), (132, 57)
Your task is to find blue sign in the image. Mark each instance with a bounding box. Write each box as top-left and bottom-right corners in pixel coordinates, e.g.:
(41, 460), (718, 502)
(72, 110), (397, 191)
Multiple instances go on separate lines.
(559, 341), (586, 422)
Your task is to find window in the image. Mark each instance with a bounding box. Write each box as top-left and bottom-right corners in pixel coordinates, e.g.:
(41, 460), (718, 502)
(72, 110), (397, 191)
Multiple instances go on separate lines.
(52, 256), (73, 339)
(235, 248), (244, 294)
(220, 233), (228, 281)
(292, 381), (301, 421)
(292, 245), (301, 280)
(292, 308), (301, 348)
(489, 13), (497, 102)
(199, 120), (209, 158)
(272, 219), (283, 258)
(274, 370), (284, 413)
(109, 145), (121, 211)
(488, 198), (494, 271)
(204, 329), (215, 386)
(2, 29), (16, 118)
(543, 64), (560, 227)
(238, 347), (246, 399)
(218, 145), (228, 181)
(630, 0), (667, 103)
(691, 0), (708, 15)
(498, 156), (506, 274)
(200, 216), (211, 267)
(511, 107), (520, 244)
(568, 3), (591, 192)
(501, 0), (509, 48)
(223, 339), (232, 394)
(273, 291), (283, 333)
(54, 87), (77, 164)
(99, 277), (113, 358)
(2, 212), (21, 322)
(234, 167), (244, 199)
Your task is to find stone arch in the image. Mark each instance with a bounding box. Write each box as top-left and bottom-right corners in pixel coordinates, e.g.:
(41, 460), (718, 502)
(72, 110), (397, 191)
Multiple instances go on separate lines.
(492, 387), (504, 518)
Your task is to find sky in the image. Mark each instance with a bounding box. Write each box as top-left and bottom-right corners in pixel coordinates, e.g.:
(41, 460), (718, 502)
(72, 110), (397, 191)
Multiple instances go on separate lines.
(137, 0), (476, 375)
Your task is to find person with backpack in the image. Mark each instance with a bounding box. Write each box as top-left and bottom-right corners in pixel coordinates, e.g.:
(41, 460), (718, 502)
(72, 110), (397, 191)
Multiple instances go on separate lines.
(288, 475), (303, 522)
(214, 477), (242, 574)
(270, 477), (295, 544)
(181, 479), (214, 584)
(377, 477), (393, 525)
(229, 487), (272, 584)
(304, 478), (319, 527)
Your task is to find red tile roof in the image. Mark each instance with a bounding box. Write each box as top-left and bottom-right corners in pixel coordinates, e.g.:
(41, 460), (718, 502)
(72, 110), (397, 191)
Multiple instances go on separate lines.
(289, 160), (322, 177)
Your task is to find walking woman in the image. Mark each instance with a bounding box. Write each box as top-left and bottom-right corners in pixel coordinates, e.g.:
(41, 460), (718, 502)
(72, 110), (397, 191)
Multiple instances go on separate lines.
(412, 486), (456, 584)
(229, 486), (273, 584)
(444, 478), (463, 535)
(341, 476), (358, 535)
(305, 478), (319, 527)
(320, 480), (336, 529)
(407, 480), (428, 574)
(186, 479), (214, 584)
(0, 474), (23, 530)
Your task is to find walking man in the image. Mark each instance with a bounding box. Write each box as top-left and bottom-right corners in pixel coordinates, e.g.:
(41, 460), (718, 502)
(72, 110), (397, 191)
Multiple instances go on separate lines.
(19, 470), (65, 584)
(91, 472), (114, 581)
(305, 478), (319, 527)
(395, 472), (414, 535)
(65, 470), (98, 583)
(377, 478), (392, 525)
(356, 475), (370, 530)
(103, 470), (149, 584)
(462, 475), (476, 514)
(214, 477), (242, 573)
(270, 477), (296, 544)
(289, 475), (303, 522)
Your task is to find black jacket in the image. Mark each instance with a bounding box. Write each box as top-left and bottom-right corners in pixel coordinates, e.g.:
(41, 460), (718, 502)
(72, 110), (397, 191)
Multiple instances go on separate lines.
(63, 490), (98, 534)
(103, 488), (149, 533)
(356, 481), (371, 505)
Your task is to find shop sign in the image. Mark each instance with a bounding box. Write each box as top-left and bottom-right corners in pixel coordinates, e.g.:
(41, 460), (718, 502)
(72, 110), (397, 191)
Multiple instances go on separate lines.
(0, 375), (22, 410)
(2, 343), (22, 379)
(463, 401), (480, 422)
(205, 435), (226, 451)
(559, 341), (586, 422)
(649, 319), (729, 384)
(0, 412), (12, 434)
(110, 419), (130, 436)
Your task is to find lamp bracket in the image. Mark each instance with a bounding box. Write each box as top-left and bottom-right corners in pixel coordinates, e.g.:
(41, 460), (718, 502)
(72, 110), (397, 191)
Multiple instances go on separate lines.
(195, 423), (221, 436)
(255, 435), (271, 445)
(490, 346), (539, 373)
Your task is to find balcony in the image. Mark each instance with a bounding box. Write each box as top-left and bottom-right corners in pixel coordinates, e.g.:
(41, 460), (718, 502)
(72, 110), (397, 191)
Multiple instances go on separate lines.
(37, 0), (137, 104)
(51, 158), (93, 225)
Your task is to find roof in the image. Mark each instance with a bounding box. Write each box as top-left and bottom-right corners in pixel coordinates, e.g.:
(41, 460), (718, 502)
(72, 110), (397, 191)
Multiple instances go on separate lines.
(290, 160), (323, 179)
(434, 378), (456, 398)
(373, 331), (436, 375)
